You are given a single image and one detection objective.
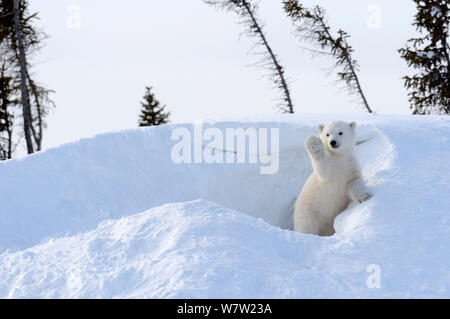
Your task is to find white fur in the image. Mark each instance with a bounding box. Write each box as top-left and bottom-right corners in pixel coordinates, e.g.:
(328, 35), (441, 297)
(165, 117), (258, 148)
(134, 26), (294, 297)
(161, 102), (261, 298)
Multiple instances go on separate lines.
(293, 121), (371, 236)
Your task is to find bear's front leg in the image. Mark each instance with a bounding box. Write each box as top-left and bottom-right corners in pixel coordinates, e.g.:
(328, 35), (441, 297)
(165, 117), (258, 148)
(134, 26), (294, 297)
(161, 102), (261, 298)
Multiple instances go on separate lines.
(348, 178), (371, 203)
(305, 136), (331, 181)
(305, 135), (325, 159)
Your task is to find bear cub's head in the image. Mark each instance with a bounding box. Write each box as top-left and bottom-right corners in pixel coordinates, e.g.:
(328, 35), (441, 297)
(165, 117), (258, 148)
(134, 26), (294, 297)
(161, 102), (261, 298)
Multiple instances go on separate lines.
(318, 121), (357, 155)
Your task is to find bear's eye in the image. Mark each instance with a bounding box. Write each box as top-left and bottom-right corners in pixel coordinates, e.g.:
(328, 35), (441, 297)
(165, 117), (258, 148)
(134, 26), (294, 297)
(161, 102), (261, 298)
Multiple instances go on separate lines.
(339, 132), (343, 135)
(326, 133), (329, 137)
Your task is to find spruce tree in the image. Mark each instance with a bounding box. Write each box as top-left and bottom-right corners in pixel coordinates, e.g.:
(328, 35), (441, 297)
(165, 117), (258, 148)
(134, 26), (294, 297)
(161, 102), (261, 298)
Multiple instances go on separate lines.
(284, 0), (372, 113)
(204, 0), (294, 113)
(399, 0), (449, 114)
(138, 87), (170, 127)
(0, 0), (54, 153)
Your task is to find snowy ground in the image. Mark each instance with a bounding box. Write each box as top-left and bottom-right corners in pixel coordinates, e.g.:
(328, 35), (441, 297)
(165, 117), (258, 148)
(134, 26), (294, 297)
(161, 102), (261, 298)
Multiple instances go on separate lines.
(0, 114), (449, 298)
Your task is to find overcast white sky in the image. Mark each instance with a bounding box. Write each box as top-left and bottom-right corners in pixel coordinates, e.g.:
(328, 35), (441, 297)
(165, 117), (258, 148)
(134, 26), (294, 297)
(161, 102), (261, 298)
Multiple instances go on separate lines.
(28, 0), (418, 150)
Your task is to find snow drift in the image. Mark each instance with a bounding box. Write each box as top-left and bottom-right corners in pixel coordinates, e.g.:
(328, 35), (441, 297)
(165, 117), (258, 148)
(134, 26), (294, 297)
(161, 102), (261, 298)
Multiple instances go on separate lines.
(0, 114), (449, 298)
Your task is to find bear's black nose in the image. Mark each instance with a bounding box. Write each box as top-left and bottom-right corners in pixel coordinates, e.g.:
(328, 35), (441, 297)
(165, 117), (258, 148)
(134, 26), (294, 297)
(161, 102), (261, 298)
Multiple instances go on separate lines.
(330, 140), (336, 146)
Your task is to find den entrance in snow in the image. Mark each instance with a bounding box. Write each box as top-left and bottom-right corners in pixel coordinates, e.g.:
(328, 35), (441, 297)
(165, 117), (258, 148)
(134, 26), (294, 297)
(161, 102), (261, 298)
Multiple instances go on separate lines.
(201, 124), (391, 231)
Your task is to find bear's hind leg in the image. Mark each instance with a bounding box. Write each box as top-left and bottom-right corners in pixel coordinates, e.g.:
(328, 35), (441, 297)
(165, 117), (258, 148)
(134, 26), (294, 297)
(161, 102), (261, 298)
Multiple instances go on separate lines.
(318, 221), (335, 237)
(293, 206), (321, 235)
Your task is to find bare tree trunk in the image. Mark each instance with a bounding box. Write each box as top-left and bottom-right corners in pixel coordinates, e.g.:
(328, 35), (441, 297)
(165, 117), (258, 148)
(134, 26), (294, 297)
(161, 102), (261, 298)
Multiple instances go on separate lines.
(13, 0), (34, 154)
(7, 129), (12, 158)
(5, 116), (13, 159)
(26, 72), (42, 150)
(345, 55), (373, 114)
(442, 37), (450, 113)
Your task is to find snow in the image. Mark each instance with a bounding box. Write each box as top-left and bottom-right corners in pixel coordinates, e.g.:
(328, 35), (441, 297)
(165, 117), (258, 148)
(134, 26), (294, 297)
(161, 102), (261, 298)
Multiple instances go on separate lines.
(417, 50), (436, 59)
(431, 6), (442, 18)
(1, 114), (449, 298)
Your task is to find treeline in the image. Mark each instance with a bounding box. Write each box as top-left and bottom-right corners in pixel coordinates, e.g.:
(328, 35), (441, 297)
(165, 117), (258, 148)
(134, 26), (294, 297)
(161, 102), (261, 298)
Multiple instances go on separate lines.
(199, 0), (449, 115)
(2, 1), (448, 160)
(140, 0), (449, 130)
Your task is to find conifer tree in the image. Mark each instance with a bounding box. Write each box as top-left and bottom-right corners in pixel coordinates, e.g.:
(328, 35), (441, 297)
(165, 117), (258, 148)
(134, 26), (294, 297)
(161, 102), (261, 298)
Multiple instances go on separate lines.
(284, 0), (372, 113)
(0, 0), (54, 153)
(138, 87), (170, 127)
(399, 0), (449, 114)
(204, 0), (294, 113)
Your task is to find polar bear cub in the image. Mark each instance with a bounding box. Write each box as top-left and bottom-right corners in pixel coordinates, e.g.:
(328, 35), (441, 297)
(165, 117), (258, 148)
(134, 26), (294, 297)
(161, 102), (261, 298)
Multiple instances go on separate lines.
(293, 120), (371, 236)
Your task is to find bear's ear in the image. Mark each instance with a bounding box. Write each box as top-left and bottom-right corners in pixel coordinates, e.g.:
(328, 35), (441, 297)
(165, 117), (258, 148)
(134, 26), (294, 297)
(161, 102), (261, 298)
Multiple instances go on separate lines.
(318, 124), (325, 133)
(349, 122), (356, 129)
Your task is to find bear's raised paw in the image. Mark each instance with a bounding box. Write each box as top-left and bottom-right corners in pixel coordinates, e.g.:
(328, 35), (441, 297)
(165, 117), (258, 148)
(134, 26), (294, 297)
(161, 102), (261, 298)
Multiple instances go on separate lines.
(305, 136), (324, 158)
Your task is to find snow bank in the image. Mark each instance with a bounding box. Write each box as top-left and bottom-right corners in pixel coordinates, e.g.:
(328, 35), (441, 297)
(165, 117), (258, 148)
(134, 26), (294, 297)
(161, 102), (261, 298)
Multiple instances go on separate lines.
(1, 114), (449, 298)
(0, 200), (317, 298)
(0, 117), (387, 251)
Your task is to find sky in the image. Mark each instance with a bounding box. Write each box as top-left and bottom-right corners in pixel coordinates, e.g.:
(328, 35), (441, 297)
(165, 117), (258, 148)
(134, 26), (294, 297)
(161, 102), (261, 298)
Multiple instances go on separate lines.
(27, 0), (419, 150)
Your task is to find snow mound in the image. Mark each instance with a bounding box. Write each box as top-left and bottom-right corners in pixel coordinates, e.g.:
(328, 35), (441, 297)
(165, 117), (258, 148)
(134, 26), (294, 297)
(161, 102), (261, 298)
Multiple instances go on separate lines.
(0, 118), (388, 251)
(0, 200), (317, 298)
(1, 114), (450, 298)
